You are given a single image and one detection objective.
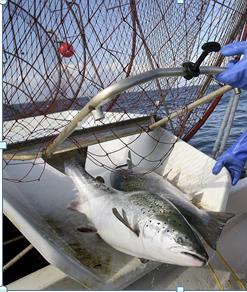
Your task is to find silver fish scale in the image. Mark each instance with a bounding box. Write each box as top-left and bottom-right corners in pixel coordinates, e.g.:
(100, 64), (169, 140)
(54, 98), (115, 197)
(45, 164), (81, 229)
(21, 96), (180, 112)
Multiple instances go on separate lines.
(127, 192), (199, 249)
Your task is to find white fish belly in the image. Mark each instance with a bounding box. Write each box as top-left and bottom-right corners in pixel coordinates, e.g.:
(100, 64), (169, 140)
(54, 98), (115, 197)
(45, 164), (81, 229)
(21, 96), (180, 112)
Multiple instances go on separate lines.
(90, 198), (148, 258)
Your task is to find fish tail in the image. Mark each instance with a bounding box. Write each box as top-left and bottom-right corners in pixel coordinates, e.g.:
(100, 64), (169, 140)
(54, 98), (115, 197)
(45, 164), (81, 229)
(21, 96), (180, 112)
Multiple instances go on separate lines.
(46, 148), (87, 175)
(64, 161), (84, 181)
(46, 149), (94, 197)
(65, 156), (90, 191)
(64, 149), (87, 174)
(195, 211), (234, 250)
(64, 154), (87, 177)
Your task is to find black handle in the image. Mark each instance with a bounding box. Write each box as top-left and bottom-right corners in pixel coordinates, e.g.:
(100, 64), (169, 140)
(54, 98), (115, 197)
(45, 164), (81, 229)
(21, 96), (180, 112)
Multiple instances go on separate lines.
(183, 41), (221, 80)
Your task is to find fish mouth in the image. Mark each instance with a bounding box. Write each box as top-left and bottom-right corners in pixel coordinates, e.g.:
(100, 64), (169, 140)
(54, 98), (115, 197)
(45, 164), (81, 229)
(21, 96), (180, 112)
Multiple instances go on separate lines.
(181, 251), (208, 266)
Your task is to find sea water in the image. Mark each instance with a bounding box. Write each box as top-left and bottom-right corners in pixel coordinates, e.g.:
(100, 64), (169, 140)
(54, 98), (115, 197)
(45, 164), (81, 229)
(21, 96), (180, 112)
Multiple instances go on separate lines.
(189, 90), (247, 156)
(3, 87), (246, 157)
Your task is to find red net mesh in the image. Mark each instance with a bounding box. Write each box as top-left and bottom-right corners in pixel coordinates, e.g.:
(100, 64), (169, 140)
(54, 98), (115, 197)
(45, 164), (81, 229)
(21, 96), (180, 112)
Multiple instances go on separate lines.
(3, 0), (247, 182)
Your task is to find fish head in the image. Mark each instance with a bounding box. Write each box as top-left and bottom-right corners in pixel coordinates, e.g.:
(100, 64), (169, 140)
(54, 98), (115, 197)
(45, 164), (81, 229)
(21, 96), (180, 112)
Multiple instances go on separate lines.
(141, 198), (208, 267)
(111, 169), (146, 192)
(167, 227), (209, 267)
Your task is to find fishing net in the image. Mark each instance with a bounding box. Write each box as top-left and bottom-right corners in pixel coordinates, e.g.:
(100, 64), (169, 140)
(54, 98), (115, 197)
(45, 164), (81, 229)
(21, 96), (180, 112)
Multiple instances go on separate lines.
(3, 0), (247, 182)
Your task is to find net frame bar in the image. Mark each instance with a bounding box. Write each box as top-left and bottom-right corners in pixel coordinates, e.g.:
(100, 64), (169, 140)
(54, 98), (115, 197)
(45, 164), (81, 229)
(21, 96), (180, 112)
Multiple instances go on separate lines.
(3, 65), (224, 160)
(45, 66), (225, 157)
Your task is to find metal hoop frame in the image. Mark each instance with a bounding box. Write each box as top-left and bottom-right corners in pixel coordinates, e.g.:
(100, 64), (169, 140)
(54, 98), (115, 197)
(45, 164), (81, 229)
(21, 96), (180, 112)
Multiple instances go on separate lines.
(45, 66), (226, 157)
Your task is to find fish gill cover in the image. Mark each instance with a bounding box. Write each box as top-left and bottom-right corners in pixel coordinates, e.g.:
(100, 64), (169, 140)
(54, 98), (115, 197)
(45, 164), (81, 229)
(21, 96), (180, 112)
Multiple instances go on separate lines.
(2, 0), (247, 182)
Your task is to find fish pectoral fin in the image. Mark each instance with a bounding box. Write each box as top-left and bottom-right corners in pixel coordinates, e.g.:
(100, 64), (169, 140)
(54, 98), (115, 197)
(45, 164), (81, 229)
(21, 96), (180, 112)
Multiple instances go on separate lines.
(139, 258), (149, 264)
(121, 208), (129, 223)
(77, 225), (97, 233)
(67, 199), (86, 214)
(112, 208), (140, 237)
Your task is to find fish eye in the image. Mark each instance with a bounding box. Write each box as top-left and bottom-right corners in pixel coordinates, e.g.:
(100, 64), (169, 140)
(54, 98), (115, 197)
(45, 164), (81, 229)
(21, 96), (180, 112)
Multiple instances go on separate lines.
(96, 176), (104, 183)
(177, 237), (183, 244)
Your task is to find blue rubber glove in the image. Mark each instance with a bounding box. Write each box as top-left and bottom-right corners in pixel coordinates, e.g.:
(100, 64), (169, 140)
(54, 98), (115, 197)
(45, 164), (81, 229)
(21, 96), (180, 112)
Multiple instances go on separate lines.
(215, 41), (247, 90)
(212, 130), (247, 185)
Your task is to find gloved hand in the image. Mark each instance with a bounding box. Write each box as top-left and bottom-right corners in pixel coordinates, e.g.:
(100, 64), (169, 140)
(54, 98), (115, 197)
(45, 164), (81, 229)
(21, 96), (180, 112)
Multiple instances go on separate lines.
(215, 41), (247, 90)
(212, 130), (247, 185)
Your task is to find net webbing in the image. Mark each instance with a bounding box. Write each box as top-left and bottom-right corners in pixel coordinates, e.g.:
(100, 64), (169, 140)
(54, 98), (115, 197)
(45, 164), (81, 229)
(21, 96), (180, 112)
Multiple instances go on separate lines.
(3, 0), (247, 182)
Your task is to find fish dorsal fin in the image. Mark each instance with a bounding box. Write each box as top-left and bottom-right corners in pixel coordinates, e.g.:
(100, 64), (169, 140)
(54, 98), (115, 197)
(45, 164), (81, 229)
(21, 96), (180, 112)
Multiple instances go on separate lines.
(127, 150), (132, 169)
(127, 150), (137, 170)
(163, 169), (172, 179)
(112, 207), (140, 237)
(167, 171), (181, 186)
(191, 192), (203, 208)
(127, 159), (133, 170)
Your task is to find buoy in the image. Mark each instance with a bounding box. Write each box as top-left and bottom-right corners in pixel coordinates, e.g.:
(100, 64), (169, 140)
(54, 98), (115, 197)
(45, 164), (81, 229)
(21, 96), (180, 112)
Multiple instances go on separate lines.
(58, 42), (75, 58)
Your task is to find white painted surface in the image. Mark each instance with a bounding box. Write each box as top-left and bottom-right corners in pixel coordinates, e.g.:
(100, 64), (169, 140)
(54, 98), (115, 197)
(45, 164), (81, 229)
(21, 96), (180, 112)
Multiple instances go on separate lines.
(87, 127), (231, 211)
(4, 110), (144, 143)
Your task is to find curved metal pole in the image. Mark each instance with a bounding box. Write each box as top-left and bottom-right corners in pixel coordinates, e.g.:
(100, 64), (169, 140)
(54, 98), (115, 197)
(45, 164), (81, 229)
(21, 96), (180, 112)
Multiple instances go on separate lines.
(45, 66), (226, 157)
(212, 88), (241, 158)
(218, 89), (241, 155)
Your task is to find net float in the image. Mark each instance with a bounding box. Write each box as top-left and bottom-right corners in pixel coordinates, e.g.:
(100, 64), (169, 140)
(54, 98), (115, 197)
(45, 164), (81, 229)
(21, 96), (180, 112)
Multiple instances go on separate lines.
(58, 42), (75, 58)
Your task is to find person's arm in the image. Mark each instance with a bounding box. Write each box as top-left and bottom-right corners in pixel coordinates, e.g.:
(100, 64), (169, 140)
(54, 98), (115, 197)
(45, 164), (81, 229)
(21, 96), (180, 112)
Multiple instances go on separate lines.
(212, 41), (247, 185)
(215, 41), (247, 90)
(213, 131), (247, 185)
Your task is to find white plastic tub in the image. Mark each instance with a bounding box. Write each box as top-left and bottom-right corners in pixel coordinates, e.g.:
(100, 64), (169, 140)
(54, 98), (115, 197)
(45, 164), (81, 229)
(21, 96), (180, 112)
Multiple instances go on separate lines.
(3, 127), (231, 289)
(87, 127), (231, 212)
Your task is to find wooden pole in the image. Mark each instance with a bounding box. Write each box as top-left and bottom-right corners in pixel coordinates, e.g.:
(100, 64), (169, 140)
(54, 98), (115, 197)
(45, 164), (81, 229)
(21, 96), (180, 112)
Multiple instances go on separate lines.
(149, 85), (232, 130)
